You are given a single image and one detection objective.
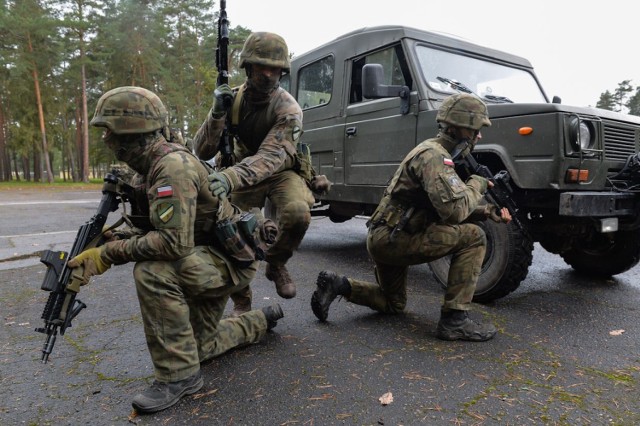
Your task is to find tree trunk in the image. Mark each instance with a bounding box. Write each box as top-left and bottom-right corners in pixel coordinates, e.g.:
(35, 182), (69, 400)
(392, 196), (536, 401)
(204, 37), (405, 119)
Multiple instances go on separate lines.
(80, 63), (90, 183)
(12, 152), (20, 181)
(34, 149), (41, 181)
(75, 98), (84, 181)
(27, 31), (53, 183)
(0, 101), (10, 181)
(22, 155), (30, 181)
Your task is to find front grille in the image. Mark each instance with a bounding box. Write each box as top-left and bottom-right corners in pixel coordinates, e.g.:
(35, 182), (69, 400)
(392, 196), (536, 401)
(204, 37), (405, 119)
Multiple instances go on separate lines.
(603, 120), (638, 161)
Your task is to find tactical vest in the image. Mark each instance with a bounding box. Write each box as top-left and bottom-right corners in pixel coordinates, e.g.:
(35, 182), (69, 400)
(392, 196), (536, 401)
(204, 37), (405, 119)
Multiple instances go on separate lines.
(368, 142), (438, 231)
(229, 86), (315, 184)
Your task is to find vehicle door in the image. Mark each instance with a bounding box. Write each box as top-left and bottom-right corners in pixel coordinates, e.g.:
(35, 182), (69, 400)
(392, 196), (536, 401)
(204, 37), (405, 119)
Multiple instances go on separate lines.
(344, 44), (417, 186)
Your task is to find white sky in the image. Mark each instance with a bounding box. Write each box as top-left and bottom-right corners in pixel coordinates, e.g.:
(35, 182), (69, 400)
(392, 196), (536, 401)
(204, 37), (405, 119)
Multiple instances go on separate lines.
(226, 0), (639, 108)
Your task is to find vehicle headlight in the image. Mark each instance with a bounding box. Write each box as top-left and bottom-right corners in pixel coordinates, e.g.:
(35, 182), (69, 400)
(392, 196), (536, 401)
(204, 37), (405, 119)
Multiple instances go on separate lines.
(568, 117), (594, 152)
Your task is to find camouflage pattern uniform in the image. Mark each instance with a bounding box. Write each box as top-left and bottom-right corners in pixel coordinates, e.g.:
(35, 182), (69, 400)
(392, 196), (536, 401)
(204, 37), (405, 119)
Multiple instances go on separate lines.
(312, 94), (501, 341)
(349, 132), (488, 312)
(91, 87), (270, 383)
(194, 32), (315, 305)
(193, 82), (314, 267)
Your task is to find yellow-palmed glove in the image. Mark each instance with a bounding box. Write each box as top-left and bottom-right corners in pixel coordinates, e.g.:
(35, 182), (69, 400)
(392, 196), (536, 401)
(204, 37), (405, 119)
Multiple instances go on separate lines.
(67, 247), (112, 286)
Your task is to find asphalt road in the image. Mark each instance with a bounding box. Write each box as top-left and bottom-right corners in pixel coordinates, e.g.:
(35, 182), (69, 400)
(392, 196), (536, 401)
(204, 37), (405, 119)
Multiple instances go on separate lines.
(1, 188), (640, 425)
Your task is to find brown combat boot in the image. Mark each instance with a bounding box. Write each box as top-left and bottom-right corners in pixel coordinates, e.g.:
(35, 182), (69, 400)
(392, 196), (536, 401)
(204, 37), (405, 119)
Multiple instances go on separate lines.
(265, 263), (296, 299)
(230, 286), (252, 317)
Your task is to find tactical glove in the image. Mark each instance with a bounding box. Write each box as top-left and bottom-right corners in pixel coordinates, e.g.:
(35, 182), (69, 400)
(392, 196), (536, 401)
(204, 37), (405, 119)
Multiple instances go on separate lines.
(67, 247), (112, 286)
(484, 204), (512, 223)
(467, 174), (489, 194)
(310, 175), (332, 195)
(208, 171), (232, 199)
(212, 84), (233, 117)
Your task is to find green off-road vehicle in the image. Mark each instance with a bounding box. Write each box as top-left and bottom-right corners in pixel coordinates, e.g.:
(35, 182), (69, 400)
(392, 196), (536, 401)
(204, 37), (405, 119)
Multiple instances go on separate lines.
(280, 25), (640, 301)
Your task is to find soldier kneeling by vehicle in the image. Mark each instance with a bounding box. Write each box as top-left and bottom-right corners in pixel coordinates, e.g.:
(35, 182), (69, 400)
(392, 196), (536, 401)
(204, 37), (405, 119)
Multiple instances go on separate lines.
(311, 94), (511, 342)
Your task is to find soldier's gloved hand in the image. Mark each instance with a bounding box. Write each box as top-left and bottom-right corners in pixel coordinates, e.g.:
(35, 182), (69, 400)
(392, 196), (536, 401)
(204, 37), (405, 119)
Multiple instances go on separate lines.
(310, 175), (332, 195)
(67, 247), (112, 286)
(467, 174), (489, 194)
(208, 171), (231, 199)
(212, 84), (233, 116)
(484, 204), (512, 223)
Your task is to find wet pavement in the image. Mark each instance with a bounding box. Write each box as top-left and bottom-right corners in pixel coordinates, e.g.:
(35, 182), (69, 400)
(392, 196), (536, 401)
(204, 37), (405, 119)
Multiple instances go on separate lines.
(1, 189), (640, 425)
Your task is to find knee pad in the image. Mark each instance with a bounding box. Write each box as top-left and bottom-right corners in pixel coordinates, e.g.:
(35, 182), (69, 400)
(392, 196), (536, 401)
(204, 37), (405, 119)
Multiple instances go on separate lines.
(279, 200), (311, 231)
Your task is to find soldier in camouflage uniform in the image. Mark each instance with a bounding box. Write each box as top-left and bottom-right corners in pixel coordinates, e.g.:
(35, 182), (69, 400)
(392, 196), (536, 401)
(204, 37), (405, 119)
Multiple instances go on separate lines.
(193, 32), (320, 315)
(67, 86), (284, 414)
(310, 94), (511, 342)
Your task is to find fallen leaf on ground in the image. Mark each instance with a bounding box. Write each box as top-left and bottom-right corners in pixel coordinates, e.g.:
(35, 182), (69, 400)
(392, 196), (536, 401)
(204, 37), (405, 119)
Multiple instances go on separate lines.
(609, 329), (625, 336)
(379, 392), (393, 405)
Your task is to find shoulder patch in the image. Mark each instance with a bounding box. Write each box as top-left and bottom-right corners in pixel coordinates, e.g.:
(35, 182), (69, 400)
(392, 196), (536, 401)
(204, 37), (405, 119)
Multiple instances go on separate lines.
(157, 202), (174, 223)
(443, 157), (454, 167)
(292, 125), (302, 141)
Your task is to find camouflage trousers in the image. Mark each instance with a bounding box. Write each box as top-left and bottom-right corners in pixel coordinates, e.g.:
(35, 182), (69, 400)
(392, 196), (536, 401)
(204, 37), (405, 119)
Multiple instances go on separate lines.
(133, 246), (268, 382)
(231, 170), (315, 266)
(229, 170), (314, 304)
(347, 222), (486, 312)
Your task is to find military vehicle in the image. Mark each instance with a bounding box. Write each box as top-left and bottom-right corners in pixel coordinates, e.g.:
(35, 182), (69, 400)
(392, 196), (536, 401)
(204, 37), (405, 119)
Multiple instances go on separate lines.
(280, 25), (640, 301)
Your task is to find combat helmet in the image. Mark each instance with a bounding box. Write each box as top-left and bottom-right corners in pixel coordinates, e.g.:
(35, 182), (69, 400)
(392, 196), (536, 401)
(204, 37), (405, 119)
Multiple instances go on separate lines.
(436, 94), (491, 130)
(90, 86), (169, 135)
(239, 32), (290, 72)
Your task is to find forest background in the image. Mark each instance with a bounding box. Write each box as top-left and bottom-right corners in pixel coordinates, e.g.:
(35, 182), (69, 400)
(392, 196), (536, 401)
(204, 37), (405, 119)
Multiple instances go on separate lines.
(0, 0), (638, 183)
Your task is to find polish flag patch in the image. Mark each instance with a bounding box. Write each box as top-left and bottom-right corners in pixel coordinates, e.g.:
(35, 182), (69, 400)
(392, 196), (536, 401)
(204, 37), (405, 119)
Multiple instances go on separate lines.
(443, 158), (454, 167)
(157, 185), (173, 197)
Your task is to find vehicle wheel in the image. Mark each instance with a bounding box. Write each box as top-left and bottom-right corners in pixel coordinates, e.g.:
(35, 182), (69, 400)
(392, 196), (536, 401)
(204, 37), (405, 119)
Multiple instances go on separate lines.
(560, 229), (640, 277)
(428, 220), (534, 303)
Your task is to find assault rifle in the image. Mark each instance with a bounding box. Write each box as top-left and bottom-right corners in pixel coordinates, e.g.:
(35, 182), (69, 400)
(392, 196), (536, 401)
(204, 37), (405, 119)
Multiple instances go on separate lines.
(216, 0), (234, 168)
(35, 173), (131, 363)
(453, 144), (527, 233)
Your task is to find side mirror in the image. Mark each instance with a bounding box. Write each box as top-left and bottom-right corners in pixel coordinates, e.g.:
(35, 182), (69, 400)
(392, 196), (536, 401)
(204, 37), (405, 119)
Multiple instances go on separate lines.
(362, 63), (410, 115)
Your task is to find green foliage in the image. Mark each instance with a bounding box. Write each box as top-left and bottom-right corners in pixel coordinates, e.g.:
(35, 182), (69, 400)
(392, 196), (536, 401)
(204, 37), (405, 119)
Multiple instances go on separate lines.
(0, 0), (254, 181)
(597, 80), (640, 116)
(596, 90), (615, 111)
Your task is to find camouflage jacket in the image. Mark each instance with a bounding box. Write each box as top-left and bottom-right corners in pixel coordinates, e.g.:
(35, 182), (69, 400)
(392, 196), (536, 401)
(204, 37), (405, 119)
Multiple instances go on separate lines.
(192, 83), (303, 190)
(372, 133), (489, 230)
(102, 136), (238, 264)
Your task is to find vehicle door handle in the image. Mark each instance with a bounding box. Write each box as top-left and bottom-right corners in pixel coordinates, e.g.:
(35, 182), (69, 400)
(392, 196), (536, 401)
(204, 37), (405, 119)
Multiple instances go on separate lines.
(346, 127), (357, 136)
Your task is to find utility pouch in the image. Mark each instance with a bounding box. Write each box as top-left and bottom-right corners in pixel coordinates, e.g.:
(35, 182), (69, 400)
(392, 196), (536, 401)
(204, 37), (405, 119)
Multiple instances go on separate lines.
(368, 200), (404, 229)
(295, 143), (315, 183)
(214, 219), (256, 268)
(237, 212), (265, 261)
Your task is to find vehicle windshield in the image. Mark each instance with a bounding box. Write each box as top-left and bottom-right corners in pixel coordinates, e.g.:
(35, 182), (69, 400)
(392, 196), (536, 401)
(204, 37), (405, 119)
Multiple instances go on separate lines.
(415, 45), (547, 103)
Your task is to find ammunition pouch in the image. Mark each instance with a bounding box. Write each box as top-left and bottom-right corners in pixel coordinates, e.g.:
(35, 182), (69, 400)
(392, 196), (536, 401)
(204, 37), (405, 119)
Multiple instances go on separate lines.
(295, 142), (332, 195)
(295, 142), (315, 184)
(213, 211), (278, 268)
(367, 199), (406, 230)
(367, 198), (434, 234)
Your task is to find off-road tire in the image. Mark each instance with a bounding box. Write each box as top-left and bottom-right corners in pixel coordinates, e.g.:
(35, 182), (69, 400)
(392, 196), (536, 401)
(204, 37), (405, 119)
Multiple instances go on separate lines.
(429, 220), (534, 303)
(560, 229), (640, 277)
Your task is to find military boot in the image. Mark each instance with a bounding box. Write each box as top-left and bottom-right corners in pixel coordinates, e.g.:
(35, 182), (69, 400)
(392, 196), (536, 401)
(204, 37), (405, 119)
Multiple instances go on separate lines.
(230, 286), (252, 317)
(265, 263), (296, 299)
(131, 371), (203, 414)
(261, 303), (284, 330)
(436, 309), (497, 342)
(310, 270), (350, 322)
